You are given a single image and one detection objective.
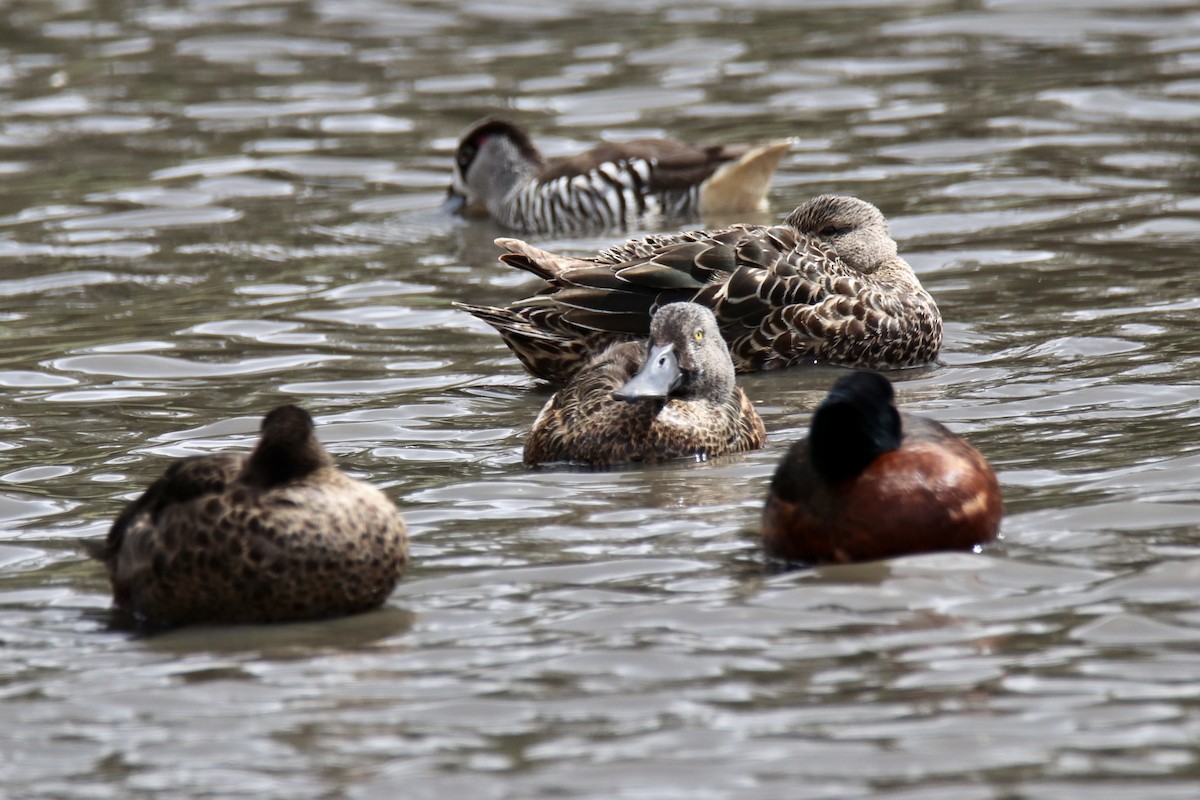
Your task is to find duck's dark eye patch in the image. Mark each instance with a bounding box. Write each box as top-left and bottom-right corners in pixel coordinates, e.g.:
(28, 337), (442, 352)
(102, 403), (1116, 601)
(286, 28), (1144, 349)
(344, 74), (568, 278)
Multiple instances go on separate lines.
(456, 142), (478, 171)
(818, 225), (852, 238)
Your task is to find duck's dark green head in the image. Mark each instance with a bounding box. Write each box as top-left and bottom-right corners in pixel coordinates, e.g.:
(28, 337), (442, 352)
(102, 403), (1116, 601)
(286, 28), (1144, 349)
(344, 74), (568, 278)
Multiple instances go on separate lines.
(246, 404), (332, 487)
(809, 371), (902, 483)
(613, 302), (735, 403)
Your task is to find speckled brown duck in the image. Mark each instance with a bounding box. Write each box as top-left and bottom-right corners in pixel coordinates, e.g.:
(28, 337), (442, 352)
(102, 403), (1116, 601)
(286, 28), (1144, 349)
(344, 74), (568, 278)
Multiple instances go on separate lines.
(445, 117), (791, 235)
(762, 371), (1002, 564)
(524, 302), (766, 467)
(456, 194), (942, 384)
(87, 405), (408, 628)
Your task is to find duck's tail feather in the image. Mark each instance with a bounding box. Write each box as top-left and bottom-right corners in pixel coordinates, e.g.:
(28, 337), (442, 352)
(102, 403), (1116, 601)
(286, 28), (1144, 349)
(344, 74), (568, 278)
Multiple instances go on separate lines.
(495, 238), (590, 282)
(454, 301), (590, 383)
(700, 140), (792, 214)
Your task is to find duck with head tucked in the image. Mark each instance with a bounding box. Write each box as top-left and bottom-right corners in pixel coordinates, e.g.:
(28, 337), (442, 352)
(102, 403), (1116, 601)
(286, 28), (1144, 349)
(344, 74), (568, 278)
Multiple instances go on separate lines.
(525, 302), (766, 467)
(455, 194), (941, 384)
(445, 117), (791, 235)
(762, 371), (1001, 564)
(87, 405), (408, 628)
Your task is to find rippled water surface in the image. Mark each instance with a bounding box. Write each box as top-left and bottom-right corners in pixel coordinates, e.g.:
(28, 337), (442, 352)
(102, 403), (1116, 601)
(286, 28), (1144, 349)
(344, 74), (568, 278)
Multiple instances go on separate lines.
(4, 1), (1200, 797)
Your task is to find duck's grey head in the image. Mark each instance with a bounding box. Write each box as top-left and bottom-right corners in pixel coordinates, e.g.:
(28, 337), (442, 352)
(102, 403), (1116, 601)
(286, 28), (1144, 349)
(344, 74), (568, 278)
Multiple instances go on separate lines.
(785, 194), (899, 272)
(246, 404), (333, 487)
(613, 303), (736, 404)
(445, 117), (544, 217)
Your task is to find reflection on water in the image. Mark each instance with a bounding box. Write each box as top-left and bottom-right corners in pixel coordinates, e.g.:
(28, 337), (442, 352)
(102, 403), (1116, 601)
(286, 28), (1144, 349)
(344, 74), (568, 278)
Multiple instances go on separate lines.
(3, 0), (1200, 797)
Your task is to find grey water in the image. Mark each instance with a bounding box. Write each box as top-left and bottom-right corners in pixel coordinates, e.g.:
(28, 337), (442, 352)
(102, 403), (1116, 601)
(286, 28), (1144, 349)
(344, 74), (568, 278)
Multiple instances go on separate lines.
(3, 0), (1200, 797)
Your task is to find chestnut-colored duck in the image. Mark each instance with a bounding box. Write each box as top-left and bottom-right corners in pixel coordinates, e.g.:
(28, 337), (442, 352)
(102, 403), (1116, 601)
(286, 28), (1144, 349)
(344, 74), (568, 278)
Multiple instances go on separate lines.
(762, 371), (1001, 564)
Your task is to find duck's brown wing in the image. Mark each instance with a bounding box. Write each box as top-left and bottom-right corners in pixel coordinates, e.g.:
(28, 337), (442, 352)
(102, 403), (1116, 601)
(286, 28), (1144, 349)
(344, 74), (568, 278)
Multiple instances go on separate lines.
(523, 341), (646, 465)
(87, 453), (244, 564)
(481, 232), (742, 381)
(474, 224), (801, 381)
(698, 266), (943, 371)
(539, 139), (747, 192)
(546, 224), (791, 330)
(454, 300), (622, 384)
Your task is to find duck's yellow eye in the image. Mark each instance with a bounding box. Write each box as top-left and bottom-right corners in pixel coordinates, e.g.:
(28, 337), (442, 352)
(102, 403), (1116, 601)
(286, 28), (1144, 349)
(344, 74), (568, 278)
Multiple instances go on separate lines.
(694, 329), (704, 341)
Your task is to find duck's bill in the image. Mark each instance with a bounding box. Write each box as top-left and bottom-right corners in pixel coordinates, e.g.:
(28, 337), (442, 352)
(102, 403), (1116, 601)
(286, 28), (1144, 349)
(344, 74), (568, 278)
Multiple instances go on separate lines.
(442, 188), (467, 215)
(613, 344), (680, 402)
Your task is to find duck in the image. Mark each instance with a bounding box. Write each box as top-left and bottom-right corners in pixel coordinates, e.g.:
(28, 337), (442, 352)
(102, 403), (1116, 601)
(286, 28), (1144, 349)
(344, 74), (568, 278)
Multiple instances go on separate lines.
(86, 405), (409, 628)
(445, 116), (791, 235)
(455, 194), (941, 384)
(525, 302), (766, 466)
(761, 371), (1001, 565)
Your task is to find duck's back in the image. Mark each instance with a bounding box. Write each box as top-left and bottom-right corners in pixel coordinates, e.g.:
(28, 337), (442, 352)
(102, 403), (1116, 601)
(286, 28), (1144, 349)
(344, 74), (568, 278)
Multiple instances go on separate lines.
(502, 221), (939, 374)
(539, 139), (757, 191)
(462, 195), (943, 384)
(511, 139), (787, 234)
(103, 457), (407, 626)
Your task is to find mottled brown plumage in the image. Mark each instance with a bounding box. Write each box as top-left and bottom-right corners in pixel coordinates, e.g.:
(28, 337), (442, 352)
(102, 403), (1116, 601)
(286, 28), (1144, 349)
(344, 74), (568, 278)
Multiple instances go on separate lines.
(525, 303), (766, 466)
(455, 195), (941, 385)
(446, 117), (790, 234)
(87, 405), (408, 628)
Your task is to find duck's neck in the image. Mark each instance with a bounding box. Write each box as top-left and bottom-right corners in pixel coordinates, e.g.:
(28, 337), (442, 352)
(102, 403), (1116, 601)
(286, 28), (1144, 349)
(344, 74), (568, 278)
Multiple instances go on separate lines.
(245, 438), (331, 488)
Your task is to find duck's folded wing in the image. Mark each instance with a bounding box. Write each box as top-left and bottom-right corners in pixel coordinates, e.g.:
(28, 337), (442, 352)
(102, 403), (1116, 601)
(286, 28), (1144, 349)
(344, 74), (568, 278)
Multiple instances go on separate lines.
(87, 454), (242, 563)
(705, 268), (940, 370)
(455, 300), (616, 384)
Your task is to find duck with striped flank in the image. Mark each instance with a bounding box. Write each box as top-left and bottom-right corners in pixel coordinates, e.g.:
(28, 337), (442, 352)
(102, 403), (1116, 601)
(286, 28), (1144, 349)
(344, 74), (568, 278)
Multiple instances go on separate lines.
(525, 302), (766, 467)
(762, 371), (1001, 564)
(455, 194), (941, 384)
(87, 405), (409, 628)
(445, 117), (791, 235)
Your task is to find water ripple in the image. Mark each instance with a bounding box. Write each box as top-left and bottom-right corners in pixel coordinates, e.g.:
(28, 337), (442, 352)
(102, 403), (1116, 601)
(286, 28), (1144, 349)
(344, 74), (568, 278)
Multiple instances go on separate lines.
(4, 1), (1200, 798)
(52, 353), (347, 379)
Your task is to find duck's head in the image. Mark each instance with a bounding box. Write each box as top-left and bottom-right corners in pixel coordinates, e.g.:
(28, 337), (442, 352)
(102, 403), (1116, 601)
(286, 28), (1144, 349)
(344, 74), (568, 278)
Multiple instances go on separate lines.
(613, 303), (735, 404)
(785, 194), (899, 272)
(445, 117), (544, 217)
(246, 404), (333, 487)
(808, 370), (902, 483)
